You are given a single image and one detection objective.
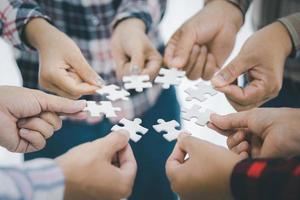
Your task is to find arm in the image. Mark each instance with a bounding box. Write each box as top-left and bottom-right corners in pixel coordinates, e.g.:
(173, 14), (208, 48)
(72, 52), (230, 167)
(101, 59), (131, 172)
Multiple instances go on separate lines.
(0, 159), (64, 200)
(111, 0), (167, 33)
(278, 13), (300, 55)
(0, 0), (50, 50)
(231, 156), (300, 199)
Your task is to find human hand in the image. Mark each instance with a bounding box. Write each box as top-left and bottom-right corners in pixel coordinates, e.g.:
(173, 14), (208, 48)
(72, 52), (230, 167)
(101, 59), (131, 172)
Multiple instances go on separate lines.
(56, 131), (137, 200)
(25, 18), (104, 99)
(211, 22), (293, 111)
(164, 0), (243, 80)
(166, 134), (242, 200)
(0, 86), (86, 153)
(111, 18), (162, 80)
(210, 108), (300, 158)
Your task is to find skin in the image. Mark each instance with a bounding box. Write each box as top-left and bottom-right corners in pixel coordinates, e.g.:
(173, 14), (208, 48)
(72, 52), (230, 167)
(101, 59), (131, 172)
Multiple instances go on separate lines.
(0, 86), (86, 153)
(25, 18), (104, 100)
(164, 0), (243, 80)
(111, 18), (162, 81)
(210, 108), (300, 158)
(56, 131), (137, 200)
(166, 133), (243, 200)
(211, 22), (293, 111)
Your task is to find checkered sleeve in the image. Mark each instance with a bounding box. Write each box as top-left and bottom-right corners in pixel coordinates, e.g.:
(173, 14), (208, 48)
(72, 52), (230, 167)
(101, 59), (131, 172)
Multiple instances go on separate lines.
(111, 0), (167, 33)
(0, 0), (50, 50)
(278, 13), (300, 54)
(231, 157), (300, 200)
(0, 159), (65, 200)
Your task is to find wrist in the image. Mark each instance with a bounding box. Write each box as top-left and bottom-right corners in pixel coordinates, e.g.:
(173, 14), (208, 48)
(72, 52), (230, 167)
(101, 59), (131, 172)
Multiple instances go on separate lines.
(114, 18), (146, 33)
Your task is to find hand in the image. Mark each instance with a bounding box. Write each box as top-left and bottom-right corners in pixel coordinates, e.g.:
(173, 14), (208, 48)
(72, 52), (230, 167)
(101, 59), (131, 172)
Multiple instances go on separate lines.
(56, 131), (137, 200)
(211, 22), (293, 111)
(166, 134), (242, 200)
(210, 108), (300, 158)
(25, 18), (104, 99)
(0, 86), (86, 153)
(111, 18), (162, 80)
(164, 0), (243, 80)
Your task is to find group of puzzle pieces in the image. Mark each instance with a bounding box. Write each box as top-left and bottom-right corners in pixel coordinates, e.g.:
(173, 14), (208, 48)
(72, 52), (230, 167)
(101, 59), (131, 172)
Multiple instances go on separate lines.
(83, 68), (218, 142)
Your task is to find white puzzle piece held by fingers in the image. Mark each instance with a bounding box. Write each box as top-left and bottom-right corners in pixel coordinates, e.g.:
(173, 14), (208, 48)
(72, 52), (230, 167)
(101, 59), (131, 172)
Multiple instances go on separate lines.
(111, 118), (148, 142)
(185, 82), (217, 102)
(182, 105), (214, 126)
(153, 119), (181, 142)
(83, 101), (121, 118)
(96, 84), (130, 101)
(154, 68), (186, 89)
(123, 75), (152, 92)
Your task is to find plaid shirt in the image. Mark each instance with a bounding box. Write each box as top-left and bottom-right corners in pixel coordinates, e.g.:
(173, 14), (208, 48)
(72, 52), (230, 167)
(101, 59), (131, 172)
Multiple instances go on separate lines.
(0, 0), (166, 120)
(0, 159), (64, 200)
(231, 156), (300, 200)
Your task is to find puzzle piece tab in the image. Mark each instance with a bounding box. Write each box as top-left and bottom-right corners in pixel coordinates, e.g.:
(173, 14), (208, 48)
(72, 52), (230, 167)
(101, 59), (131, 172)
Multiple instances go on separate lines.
(153, 119), (181, 141)
(182, 105), (214, 126)
(111, 118), (148, 142)
(185, 82), (217, 102)
(123, 75), (152, 92)
(96, 84), (130, 101)
(83, 101), (121, 118)
(154, 68), (186, 89)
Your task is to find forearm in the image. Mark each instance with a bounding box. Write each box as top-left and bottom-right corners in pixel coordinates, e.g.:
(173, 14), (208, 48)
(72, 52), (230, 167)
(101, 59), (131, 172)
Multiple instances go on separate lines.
(231, 156), (300, 199)
(0, 159), (65, 200)
(278, 13), (300, 55)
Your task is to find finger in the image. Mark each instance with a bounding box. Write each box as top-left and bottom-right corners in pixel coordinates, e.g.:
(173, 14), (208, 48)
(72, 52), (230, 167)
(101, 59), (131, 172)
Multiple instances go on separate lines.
(239, 151), (249, 159)
(165, 28), (196, 68)
(41, 82), (82, 100)
(40, 112), (62, 131)
(187, 46), (208, 80)
(183, 45), (201, 77)
(19, 128), (46, 152)
(251, 136), (262, 157)
(210, 112), (250, 131)
(141, 51), (162, 80)
(34, 91), (86, 114)
(14, 139), (29, 153)
(128, 48), (145, 74)
(211, 54), (250, 88)
(96, 131), (130, 159)
(207, 122), (234, 137)
(231, 141), (249, 155)
(202, 53), (219, 80)
(113, 48), (129, 80)
(118, 144), (137, 178)
(17, 117), (54, 139)
(227, 131), (247, 149)
(67, 52), (104, 87)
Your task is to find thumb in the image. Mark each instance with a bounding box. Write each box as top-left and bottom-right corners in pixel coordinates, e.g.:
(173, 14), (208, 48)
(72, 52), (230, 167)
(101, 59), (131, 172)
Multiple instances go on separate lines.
(100, 131), (130, 159)
(71, 54), (105, 87)
(211, 55), (250, 88)
(210, 112), (250, 131)
(36, 91), (87, 114)
(129, 48), (145, 74)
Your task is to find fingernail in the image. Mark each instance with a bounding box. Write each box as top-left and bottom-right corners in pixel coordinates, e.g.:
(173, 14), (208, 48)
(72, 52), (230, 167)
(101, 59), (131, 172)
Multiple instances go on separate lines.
(19, 128), (29, 136)
(211, 73), (227, 87)
(18, 119), (27, 126)
(130, 65), (141, 75)
(172, 57), (183, 66)
(119, 130), (130, 138)
(96, 76), (106, 86)
(74, 100), (87, 109)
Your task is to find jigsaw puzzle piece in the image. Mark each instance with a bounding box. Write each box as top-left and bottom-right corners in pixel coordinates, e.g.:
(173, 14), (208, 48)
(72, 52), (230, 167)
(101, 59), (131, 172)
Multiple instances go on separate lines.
(182, 105), (214, 126)
(184, 82), (217, 102)
(111, 118), (148, 142)
(83, 101), (121, 118)
(123, 75), (152, 92)
(153, 119), (181, 141)
(154, 68), (186, 89)
(96, 84), (130, 101)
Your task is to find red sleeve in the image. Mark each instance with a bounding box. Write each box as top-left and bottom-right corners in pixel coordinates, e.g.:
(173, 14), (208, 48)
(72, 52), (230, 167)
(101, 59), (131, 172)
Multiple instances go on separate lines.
(231, 156), (300, 200)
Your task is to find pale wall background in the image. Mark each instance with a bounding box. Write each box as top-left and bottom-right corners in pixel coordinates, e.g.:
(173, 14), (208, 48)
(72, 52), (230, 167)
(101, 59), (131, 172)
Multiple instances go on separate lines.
(0, 0), (253, 165)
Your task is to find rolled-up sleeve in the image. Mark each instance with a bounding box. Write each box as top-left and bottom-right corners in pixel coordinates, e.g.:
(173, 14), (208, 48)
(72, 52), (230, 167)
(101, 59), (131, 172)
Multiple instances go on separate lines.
(278, 13), (300, 54)
(0, 159), (65, 200)
(111, 0), (167, 33)
(0, 0), (50, 50)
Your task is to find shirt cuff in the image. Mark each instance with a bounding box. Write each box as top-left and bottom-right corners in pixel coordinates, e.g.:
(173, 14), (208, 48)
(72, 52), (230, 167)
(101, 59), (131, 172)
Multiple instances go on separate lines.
(278, 13), (300, 56)
(110, 2), (153, 33)
(1, 1), (50, 51)
(226, 0), (252, 18)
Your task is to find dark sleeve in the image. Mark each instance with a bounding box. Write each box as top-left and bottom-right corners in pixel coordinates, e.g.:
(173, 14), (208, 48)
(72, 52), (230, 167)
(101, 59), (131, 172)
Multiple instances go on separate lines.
(226, 0), (252, 18)
(231, 156), (300, 200)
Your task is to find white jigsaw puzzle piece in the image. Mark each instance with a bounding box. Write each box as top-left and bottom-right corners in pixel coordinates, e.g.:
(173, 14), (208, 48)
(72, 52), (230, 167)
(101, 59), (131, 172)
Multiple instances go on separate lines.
(154, 68), (186, 89)
(96, 84), (130, 101)
(182, 105), (214, 126)
(123, 75), (152, 92)
(185, 82), (217, 102)
(83, 101), (121, 118)
(153, 119), (181, 142)
(111, 118), (148, 142)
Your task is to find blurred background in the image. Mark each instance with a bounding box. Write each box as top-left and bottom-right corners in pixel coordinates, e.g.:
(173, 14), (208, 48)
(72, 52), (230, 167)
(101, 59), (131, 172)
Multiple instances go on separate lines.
(0, 0), (253, 165)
